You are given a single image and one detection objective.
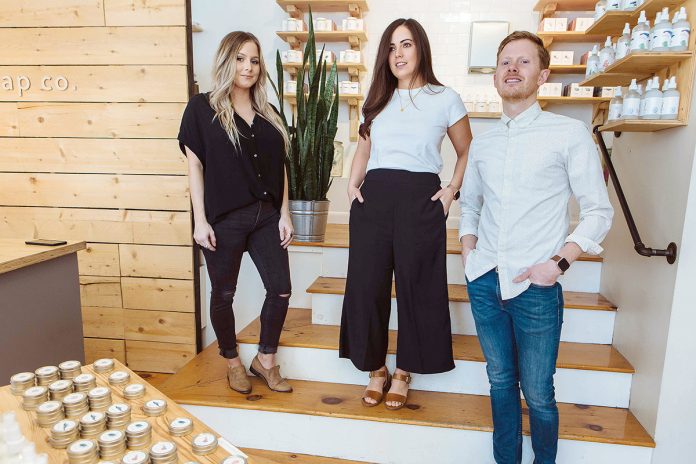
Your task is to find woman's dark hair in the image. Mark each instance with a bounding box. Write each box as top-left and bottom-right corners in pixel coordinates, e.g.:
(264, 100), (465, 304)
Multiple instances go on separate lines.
(359, 18), (443, 139)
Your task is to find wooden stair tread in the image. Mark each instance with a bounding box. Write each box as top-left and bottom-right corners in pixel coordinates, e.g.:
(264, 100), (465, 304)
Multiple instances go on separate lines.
(160, 343), (654, 448)
(292, 224), (603, 262)
(307, 276), (617, 312)
(238, 309), (633, 373)
(242, 448), (367, 464)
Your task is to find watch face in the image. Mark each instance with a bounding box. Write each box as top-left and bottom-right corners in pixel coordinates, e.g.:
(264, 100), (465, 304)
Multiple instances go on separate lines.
(559, 258), (570, 272)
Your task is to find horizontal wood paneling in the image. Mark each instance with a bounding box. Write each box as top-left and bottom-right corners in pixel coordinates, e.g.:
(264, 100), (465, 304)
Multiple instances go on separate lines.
(0, 138), (185, 175)
(125, 340), (196, 373)
(119, 244), (193, 279)
(81, 306), (124, 339)
(121, 277), (194, 312)
(0, 103), (19, 136)
(79, 275), (122, 307)
(13, 102), (185, 138)
(124, 309), (195, 344)
(104, 0), (186, 26)
(0, 66), (188, 103)
(0, 1), (105, 27)
(84, 337), (126, 364)
(0, 207), (192, 246)
(0, 27), (186, 64)
(0, 173), (189, 210)
(77, 243), (120, 276)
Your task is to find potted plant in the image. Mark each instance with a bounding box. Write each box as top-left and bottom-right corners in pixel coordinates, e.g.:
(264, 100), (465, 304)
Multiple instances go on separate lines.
(270, 10), (339, 242)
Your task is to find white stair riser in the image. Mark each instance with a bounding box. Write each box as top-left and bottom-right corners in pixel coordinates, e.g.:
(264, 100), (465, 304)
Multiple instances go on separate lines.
(184, 405), (652, 464)
(311, 294), (615, 345)
(238, 345), (631, 408)
(318, 248), (602, 293)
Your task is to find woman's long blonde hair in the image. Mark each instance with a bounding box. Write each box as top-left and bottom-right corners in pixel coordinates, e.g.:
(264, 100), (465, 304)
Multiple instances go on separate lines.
(209, 31), (289, 151)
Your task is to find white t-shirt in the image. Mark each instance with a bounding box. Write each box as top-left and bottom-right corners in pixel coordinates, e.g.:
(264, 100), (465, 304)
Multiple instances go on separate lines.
(366, 85), (467, 174)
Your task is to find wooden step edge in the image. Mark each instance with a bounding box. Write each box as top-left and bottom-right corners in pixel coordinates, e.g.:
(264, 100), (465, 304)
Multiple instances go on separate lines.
(306, 277), (618, 312)
(238, 309), (635, 374)
(160, 360), (654, 449)
(290, 224), (604, 263)
(241, 448), (369, 464)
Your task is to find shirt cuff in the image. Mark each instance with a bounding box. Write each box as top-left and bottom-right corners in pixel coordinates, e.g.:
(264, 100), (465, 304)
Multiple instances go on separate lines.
(565, 233), (604, 255)
(458, 226), (478, 242)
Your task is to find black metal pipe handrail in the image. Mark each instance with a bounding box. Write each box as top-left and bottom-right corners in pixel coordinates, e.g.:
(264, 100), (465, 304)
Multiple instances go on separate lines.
(593, 126), (677, 264)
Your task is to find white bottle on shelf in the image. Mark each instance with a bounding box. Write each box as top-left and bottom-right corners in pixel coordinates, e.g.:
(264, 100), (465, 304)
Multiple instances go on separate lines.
(641, 76), (663, 119)
(630, 11), (650, 52)
(652, 7), (674, 51)
(585, 45), (601, 76)
(670, 7), (691, 51)
(661, 76), (680, 119)
(608, 86), (624, 120)
(594, 0), (607, 20)
(607, 0), (621, 11)
(639, 80), (651, 116)
(615, 23), (632, 60)
(621, 79), (641, 119)
(599, 36), (616, 71)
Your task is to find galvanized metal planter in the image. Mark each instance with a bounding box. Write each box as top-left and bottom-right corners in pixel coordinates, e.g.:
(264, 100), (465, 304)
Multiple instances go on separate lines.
(289, 200), (330, 242)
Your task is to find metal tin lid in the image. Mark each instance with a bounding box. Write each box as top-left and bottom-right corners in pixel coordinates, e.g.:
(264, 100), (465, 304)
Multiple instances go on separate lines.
(49, 379), (73, 391)
(107, 403), (131, 416)
(108, 371), (130, 384)
(123, 383), (146, 398)
(88, 387), (111, 399)
(24, 385), (48, 398)
(142, 399), (167, 416)
(168, 417), (193, 435)
(68, 439), (97, 456)
(59, 360), (82, 371)
(99, 430), (125, 445)
(93, 359), (115, 372)
(221, 456), (248, 464)
(63, 392), (88, 405)
(149, 441), (176, 457)
(52, 419), (78, 434)
(121, 451), (149, 464)
(74, 373), (96, 384)
(80, 411), (106, 425)
(191, 433), (218, 455)
(126, 421), (152, 436)
(11, 372), (35, 384)
(37, 401), (63, 414)
(36, 366), (59, 377)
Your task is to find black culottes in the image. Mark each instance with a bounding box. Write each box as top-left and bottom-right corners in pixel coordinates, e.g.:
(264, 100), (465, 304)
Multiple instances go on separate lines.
(339, 168), (455, 374)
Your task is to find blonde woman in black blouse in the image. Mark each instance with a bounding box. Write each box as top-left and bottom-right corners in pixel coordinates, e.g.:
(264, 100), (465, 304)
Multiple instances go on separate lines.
(178, 31), (294, 394)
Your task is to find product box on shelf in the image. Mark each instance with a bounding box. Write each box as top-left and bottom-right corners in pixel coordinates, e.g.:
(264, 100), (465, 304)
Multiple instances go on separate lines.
(339, 49), (362, 64)
(565, 83), (594, 97)
(281, 50), (303, 64)
(538, 83), (563, 97)
(342, 17), (364, 31)
(313, 18), (335, 31)
(569, 17), (595, 32)
(598, 87), (616, 98)
(339, 81), (360, 95)
(550, 51), (574, 65)
(281, 18), (305, 32)
(316, 50), (335, 63)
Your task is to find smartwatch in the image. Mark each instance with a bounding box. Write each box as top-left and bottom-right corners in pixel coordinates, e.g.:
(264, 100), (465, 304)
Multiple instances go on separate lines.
(551, 255), (570, 274)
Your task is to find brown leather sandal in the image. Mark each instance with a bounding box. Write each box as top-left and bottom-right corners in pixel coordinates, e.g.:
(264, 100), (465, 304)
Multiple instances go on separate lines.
(361, 368), (391, 407)
(384, 372), (412, 411)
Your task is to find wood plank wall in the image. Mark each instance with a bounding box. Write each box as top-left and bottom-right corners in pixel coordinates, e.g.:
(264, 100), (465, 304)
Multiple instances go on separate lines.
(0, 0), (196, 373)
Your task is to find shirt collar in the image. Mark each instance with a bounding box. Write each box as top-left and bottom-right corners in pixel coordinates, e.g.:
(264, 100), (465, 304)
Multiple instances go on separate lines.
(500, 102), (542, 128)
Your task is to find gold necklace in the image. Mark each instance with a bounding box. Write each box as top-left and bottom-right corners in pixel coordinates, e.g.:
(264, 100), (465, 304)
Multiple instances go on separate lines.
(397, 87), (424, 112)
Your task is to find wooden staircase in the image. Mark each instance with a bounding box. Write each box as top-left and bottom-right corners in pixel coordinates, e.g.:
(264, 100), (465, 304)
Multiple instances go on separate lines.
(160, 225), (655, 463)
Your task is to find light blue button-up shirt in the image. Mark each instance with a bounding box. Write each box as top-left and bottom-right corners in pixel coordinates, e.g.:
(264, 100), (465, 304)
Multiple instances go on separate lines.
(458, 103), (614, 300)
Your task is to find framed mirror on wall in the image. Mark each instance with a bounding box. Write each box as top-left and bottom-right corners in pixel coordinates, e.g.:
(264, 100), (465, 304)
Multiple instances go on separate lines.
(468, 21), (510, 74)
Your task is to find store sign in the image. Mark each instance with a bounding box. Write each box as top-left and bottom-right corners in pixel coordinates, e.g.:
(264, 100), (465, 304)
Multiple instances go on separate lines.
(1, 75), (76, 97)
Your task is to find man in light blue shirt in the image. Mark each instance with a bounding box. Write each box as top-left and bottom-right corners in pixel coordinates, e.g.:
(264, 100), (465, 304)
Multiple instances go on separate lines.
(459, 31), (613, 463)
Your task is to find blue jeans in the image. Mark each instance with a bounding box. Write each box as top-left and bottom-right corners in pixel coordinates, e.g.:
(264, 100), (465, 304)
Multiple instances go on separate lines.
(467, 269), (564, 464)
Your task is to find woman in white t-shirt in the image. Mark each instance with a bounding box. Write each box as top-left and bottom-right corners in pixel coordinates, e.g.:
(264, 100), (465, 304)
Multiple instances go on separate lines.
(339, 18), (473, 410)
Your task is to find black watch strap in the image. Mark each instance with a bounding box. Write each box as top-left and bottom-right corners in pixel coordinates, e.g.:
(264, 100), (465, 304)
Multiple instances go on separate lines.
(551, 255), (570, 274)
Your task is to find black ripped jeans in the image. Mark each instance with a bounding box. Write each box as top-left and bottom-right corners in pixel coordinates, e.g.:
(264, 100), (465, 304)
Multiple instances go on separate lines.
(202, 201), (291, 359)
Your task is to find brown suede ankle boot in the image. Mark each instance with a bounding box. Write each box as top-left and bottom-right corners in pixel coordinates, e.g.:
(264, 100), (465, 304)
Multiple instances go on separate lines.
(226, 364), (251, 394)
(249, 355), (292, 393)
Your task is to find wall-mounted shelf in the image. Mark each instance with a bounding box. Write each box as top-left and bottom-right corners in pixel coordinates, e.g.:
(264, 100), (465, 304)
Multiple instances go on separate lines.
(538, 31), (607, 47)
(276, 0), (368, 18)
(599, 119), (687, 132)
(283, 62), (367, 77)
(534, 0), (595, 18)
(586, 0), (686, 35)
(550, 64), (587, 74)
(580, 51), (693, 86)
(284, 94), (364, 105)
(277, 30), (367, 49)
(538, 96), (612, 104)
(469, 112), (502, 119)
